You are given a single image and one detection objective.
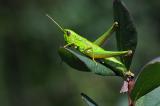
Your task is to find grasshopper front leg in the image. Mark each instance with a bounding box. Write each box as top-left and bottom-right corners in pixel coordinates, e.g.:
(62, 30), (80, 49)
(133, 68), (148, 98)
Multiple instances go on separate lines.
(63, 43), (73, 48)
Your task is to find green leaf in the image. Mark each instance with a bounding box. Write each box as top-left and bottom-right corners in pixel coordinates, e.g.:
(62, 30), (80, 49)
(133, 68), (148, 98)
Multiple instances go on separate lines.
(58, 47), (116, 76)
(136, 86), (160, 106)
(81, 93), (98, 106)
(113, 0), (137, 69)
(131, 57), (160, 101)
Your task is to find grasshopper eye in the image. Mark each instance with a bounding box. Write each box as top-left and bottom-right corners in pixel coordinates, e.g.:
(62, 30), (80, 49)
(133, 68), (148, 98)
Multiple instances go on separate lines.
(66, 31), (71, 36)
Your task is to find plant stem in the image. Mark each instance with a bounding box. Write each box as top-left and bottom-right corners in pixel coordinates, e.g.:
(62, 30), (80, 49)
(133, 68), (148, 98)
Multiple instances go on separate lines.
(128, 78), (135, 106)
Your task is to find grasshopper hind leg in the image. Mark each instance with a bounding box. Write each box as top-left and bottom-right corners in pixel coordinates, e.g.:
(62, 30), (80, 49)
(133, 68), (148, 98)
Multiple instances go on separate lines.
(86, 50), (132, 59)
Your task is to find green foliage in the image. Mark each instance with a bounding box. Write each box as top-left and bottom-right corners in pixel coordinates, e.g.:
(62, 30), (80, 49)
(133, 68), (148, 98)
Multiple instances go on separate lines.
(58, 47), (116, 76)
(59, 47), (131, 77)
(113, 0), (137, 70)
(131, 57), (160, 101)
(136, 86), (160, 106)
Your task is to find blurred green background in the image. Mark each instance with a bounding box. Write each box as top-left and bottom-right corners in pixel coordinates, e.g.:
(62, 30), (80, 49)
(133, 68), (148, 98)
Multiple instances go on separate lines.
(0, 0), (159, 106)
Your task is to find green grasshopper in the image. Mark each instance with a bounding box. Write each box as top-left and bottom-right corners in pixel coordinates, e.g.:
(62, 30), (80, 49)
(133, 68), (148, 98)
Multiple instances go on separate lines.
(46, 14), (134, 79)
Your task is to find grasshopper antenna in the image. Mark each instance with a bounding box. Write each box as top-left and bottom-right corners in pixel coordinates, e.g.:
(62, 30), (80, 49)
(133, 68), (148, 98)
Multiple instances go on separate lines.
(46, 14), (64, 32)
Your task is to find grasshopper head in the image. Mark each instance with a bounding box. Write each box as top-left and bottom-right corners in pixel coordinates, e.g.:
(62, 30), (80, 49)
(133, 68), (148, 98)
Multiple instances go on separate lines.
(63, 29), (77, 44)
(46, 14), (78, 45)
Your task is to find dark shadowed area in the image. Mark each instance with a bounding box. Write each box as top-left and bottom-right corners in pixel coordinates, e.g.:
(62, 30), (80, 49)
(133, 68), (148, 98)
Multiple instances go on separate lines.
(0, 0), (159, 106)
